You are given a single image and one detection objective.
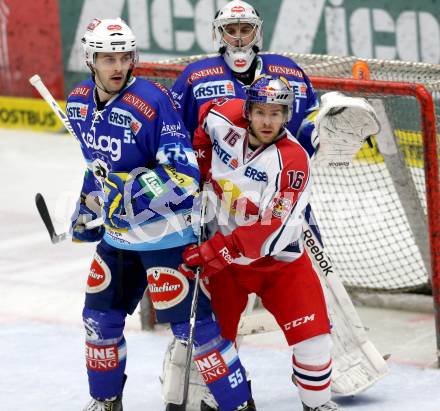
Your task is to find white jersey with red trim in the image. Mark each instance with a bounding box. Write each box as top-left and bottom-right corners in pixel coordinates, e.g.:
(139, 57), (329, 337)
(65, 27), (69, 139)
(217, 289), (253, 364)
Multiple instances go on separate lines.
(194, 98), (312, 265)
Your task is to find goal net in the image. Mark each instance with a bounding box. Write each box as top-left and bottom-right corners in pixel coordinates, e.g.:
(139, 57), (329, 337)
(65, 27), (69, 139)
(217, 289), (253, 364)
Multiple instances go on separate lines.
(134, 53), (440, 294)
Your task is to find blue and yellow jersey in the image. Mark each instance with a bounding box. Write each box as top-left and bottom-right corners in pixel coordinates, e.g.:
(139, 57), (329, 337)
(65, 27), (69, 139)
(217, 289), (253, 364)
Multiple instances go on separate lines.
(67, 77), (199, 250)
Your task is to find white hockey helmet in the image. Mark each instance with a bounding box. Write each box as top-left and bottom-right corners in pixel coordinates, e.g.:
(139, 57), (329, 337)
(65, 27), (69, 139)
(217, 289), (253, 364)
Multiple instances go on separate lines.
(244, 75), (295, 122)
(82, 18), (138, 67)
(213, 0), (263, 73)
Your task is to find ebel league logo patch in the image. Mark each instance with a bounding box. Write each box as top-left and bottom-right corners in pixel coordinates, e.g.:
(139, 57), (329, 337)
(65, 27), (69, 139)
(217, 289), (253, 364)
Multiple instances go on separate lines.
(86, 253), (111, 293)
(147, 267), (189, 309)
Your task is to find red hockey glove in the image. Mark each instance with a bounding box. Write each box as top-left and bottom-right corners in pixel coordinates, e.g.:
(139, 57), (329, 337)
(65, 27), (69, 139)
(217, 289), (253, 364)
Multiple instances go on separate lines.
(180, 232), (240, 278)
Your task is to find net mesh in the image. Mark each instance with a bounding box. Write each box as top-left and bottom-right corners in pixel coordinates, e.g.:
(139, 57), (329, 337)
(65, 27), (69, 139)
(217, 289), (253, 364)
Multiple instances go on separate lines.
(134, 53), (440, 292)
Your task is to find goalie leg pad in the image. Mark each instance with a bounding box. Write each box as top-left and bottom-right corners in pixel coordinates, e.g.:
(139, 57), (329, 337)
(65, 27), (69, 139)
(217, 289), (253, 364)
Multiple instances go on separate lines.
(292, 334), (333, 408)
(83, 307), (127, 400)
(162, 338), (218, 409)
(170, 317), (251, 410)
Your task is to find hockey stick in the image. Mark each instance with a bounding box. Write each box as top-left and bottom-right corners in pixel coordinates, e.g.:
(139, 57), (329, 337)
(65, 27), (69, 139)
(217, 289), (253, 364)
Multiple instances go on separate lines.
(181, 189), (208, 410)
(29, 74), (77, 138)
(29, 76), (105, 244)
(35, 193), (103, 244)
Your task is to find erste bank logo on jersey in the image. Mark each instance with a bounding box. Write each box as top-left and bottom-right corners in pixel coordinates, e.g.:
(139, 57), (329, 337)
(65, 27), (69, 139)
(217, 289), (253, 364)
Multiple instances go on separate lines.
(66, 102), (88, 121)
(108, 107), (142, 135)
(289, 81), (308, 99)
(193, 80), (235, 100)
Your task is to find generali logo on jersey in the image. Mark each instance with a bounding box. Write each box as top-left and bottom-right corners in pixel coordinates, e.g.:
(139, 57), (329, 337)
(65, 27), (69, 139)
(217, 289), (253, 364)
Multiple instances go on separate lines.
(85, 342), (118, 371)
(188, 66), (225, 84)
(86, 253), (112, 293)
(69, 86), (91, 98)
(267, 65), (304, 78)
(194, 350), (229, 384)
(147, 267), (189, 309)
(122, 92), (157, 121)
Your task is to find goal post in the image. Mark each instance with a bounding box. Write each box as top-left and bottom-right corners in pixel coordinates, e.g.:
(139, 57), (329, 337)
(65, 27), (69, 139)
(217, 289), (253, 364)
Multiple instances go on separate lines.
(133, 55), (440, 366)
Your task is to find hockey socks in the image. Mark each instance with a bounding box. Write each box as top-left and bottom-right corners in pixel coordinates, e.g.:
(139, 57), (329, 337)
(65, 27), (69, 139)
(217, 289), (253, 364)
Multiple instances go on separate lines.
(83, 308), (127, 400)
(172, 317), (251, 411)
(292, 334), (333, 408)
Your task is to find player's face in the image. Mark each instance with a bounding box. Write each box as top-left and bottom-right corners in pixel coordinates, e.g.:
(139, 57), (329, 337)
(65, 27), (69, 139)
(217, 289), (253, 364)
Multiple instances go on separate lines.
(248, 103), (286, 146)
(93, 52), (134, 95)
(222, 22), (256, 48)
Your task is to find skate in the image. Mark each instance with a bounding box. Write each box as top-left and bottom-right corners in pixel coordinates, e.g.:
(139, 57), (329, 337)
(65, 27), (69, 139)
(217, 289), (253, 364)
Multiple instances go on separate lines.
(303, 400), (340, 411)
(201, 397), (256, 411)
(200, 379), (256, 411)
(83, 396), (123, 411)
(164, 403), (184, 410)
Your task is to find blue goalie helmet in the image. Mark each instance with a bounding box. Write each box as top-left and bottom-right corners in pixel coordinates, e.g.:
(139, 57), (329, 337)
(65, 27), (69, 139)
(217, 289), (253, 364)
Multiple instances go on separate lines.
(244, 75), (295, 122)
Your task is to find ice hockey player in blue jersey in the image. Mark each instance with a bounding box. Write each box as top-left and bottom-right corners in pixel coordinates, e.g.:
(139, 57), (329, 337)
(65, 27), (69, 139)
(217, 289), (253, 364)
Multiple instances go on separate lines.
(68, 17), (254, 411)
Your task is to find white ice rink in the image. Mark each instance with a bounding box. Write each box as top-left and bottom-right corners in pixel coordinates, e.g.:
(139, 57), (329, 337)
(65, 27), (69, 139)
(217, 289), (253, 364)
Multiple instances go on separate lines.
(1, 128), (439, 410)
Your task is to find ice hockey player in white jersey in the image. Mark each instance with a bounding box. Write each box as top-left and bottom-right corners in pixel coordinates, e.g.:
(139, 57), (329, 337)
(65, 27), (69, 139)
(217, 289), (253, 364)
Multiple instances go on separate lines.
(180, 75), (341, 411)
(163, 1), (382, 408)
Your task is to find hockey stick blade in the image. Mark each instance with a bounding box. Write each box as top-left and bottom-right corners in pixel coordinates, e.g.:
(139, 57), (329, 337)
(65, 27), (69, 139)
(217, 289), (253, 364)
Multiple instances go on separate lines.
(35, 193), (67, 244)
(35, 193), (104, 244)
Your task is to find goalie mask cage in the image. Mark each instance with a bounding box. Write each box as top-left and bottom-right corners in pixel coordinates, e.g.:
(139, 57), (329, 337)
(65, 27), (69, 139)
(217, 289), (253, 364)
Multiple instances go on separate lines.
(134, 53), (440, 363)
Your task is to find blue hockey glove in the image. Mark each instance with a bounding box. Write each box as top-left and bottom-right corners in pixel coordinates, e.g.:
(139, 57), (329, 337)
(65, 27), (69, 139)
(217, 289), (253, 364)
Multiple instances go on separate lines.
(103, 172), (132, 230)
(71, 202), (104, 243)
(103, 168), (181, 229)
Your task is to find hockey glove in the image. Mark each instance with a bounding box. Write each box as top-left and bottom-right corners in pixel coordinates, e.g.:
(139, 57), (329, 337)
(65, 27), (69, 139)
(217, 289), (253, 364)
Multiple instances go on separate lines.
(180, 232), (240, 279)
(71, 202), (104, 243)
(103, 172), (132, 230)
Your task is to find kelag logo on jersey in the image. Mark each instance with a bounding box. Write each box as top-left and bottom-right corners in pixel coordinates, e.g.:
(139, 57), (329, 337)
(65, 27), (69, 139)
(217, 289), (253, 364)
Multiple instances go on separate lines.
(193, 80), (235, 100)
(108, 107), (142, 135)
(66, 102), (88, 121)
(80, 124), (122, 162)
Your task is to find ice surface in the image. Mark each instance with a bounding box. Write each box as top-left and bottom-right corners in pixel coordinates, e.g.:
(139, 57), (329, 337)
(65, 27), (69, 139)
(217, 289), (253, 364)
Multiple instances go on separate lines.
(1, 129), (439, 410)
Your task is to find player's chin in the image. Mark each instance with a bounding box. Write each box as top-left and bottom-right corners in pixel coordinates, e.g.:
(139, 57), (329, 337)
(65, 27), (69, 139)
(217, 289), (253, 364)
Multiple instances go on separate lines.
(257, 131), (276, 143)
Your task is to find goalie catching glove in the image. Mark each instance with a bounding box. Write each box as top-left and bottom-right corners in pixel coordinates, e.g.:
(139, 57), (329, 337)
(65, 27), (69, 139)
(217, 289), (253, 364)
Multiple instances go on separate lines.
(313, 91), (380, 167)
(179, 232), (240, 279)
